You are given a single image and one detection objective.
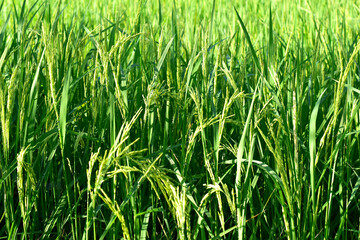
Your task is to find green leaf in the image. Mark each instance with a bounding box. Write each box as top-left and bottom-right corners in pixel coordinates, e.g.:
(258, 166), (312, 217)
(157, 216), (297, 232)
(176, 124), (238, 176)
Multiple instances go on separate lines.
(59, 65), (71, 150)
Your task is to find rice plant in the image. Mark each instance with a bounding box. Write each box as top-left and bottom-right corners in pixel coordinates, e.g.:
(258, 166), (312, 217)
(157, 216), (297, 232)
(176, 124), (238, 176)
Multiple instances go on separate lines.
(0, 0), (359, 239)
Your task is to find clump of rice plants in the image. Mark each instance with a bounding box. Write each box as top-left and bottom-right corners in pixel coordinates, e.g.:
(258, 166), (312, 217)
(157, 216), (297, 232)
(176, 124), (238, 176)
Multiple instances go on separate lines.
(0, 0), (359, 239)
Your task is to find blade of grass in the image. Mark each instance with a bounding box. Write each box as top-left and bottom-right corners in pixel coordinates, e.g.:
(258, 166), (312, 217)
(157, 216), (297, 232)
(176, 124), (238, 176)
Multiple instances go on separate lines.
(309, 89), (326, 239)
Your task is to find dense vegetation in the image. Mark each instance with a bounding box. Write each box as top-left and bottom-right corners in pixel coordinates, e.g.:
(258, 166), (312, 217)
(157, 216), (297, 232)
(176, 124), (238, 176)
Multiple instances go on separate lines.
(1, 0), (360, 239)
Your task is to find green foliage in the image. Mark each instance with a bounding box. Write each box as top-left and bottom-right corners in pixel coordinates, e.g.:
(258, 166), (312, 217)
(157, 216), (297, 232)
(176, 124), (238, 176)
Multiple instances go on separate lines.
(0, 0), (359, 239)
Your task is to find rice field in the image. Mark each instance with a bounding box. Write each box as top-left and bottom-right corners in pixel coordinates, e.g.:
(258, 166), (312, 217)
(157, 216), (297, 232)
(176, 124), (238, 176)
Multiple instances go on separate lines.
(1, 0), (360, 239)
